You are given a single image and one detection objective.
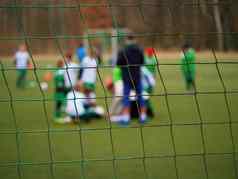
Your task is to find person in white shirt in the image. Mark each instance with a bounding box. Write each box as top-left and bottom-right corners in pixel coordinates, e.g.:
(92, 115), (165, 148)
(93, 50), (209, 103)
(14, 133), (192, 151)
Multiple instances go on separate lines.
(80, 48), (98, 107)
(14, 44), (30, 88)
(80, 48), (97, 91)
(65, 82), (104, 123)
(63, 52), (80, 91)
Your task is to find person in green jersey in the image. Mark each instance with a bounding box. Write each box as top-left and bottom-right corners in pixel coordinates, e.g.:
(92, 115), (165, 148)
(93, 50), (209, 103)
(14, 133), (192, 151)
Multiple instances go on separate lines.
(145, 47), (157, 75)
(54, 59), (67, 120)
(181, 43), (196, 90)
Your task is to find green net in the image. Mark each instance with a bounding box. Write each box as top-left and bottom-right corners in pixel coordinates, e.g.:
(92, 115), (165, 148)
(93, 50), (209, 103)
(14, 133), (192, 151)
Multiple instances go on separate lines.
(0, 1), (238, 179)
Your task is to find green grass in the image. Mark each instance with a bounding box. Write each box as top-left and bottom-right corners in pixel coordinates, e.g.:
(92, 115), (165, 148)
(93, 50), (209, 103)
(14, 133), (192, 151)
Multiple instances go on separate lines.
(0, 57), (238, 179)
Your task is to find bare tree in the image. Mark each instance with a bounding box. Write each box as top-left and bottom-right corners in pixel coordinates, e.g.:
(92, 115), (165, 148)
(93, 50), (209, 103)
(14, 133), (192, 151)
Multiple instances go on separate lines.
(199, 0), (208, 16)
(213, 0), (224, 51)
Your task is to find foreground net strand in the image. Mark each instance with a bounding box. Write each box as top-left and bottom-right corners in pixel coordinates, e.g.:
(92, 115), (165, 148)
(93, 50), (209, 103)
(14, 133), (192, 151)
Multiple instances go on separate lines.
(0, 1), (237, 179)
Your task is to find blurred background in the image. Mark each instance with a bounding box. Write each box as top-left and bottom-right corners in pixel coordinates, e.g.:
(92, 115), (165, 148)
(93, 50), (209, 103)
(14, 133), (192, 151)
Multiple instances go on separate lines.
(0, 0), (238, 55)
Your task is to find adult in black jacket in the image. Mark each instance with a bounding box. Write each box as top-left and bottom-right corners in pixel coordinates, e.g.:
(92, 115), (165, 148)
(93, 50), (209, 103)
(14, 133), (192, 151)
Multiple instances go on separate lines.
(116, 35), (147, 124)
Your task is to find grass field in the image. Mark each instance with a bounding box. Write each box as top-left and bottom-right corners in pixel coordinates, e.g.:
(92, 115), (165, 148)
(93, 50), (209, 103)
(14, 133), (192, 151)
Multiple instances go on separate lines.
(0, 54), (238, 179)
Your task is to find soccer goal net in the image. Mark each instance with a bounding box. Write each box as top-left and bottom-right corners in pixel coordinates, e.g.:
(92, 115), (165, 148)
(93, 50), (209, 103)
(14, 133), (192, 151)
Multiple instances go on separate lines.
(0, 1), (237, 179)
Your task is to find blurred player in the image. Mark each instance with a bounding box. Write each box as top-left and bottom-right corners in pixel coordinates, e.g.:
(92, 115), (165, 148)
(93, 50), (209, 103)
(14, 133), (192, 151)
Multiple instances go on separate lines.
(106, 66), (155, 122)
(116, 34), (147, 124)
(14, 44), (30, 88)
(64, 52), (79, 92)
(76, 43), (86, 63)
(76, 43), (86, 78)
(141, 66), (156, 117)
(145, 47), (157, 75)
(108, 67), (123, 116)
(80, 47), (98, 108)
(54, 59), (66, 122)
(65, 81), (104, 123)
(181, 43), (196, 90)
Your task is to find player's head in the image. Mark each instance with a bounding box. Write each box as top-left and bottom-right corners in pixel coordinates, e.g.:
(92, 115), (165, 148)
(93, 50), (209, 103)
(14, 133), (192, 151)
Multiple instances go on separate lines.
(65, 52), (72, 61)
(126, 33), (136, 44)
(19, 44), (27, 51)
(182, 43), (191, 51)
(145, 47), (155, 57)
(83, 83), (95, 94)
(74, 81), (83, 92)
(105, 76), (114, 93)
(57, 59), (64, 68)
(78, 42), (84, 48)
(88, 47), (97, 58)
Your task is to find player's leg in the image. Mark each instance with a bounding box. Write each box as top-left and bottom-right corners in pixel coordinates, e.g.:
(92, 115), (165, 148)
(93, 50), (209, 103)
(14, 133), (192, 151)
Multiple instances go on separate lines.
(186, 73), (194, 90)
(55, 99), (62, 118)
(110, 80), (123, 116)
(80, 107), (104, 121)
(21, 69), (27, 88)
(54, 99), (68, 123)
(109, 96), (123, 116)
(16, 70), (21, 88)
(183, 71), (190, 90)
(78, 68), (83, 79)
(120, 81), (131, 123)
(135, 81), (147, 123)
(146, 99), (154, 118)
(16, 69), (26, 88)
(186, 77), (191, 90)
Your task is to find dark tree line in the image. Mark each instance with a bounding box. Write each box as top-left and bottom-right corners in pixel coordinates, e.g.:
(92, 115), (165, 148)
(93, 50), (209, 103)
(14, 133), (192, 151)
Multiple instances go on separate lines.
(0, 0), (238, 55)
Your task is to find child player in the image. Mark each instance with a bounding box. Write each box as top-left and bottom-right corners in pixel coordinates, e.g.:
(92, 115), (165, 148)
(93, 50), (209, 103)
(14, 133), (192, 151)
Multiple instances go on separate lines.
(54, 59), (66, 123)
(14, 44), (30, 88)
(65, 81), (104, 123)
(76, 43), (86, 78)
(108, 67), (123, 116)
(145, 47), (157, 76)
(181, 43), (196, 90)
(106, 66), (155, 122)
(116, 34), (147, 124)
(80, 47), (98, 108)
(64, 52), (79, 91)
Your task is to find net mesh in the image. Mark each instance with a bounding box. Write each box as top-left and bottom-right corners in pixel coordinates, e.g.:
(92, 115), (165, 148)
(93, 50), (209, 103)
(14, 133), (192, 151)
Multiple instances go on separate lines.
(0, 1), (238, 179)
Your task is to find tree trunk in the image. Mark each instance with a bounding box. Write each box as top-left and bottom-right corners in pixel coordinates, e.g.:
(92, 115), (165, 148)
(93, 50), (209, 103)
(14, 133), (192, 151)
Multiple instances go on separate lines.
(213, 0), (224, 51)
(199, 0), (208, 16)
(222, 5), (233, 51)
